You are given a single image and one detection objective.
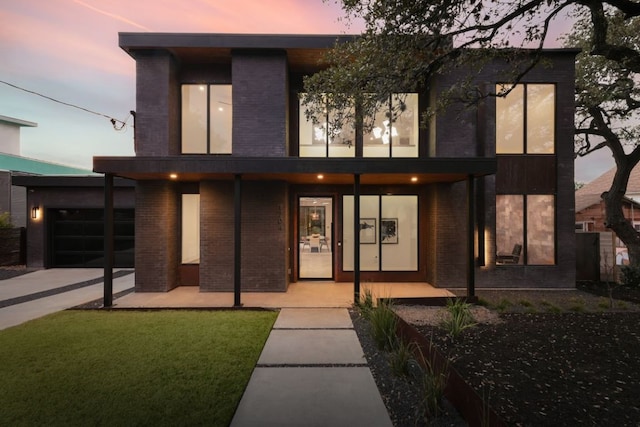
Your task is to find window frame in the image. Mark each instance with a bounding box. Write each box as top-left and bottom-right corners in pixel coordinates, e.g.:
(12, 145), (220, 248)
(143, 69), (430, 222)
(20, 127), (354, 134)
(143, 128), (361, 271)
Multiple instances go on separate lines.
(181, 84), (232, 155)
(298, 92), (420, 158)
(495, 83), (556, 155)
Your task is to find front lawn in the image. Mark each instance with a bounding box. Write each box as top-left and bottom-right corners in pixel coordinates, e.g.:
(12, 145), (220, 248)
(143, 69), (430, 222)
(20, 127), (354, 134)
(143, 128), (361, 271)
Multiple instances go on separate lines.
(0, 310), (277, 426)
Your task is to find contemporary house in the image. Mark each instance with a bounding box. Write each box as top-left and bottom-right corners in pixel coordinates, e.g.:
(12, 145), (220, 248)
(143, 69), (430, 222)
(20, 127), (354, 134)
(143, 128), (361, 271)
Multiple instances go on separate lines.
(94, 33), (577, 302)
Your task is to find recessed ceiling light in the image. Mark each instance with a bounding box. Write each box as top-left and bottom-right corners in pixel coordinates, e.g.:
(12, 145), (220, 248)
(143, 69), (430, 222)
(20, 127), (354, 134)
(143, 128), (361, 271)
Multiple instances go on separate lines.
(169, 173), (178, 179)
(317, 174), (324, 180)
(411, 176), (418, 182)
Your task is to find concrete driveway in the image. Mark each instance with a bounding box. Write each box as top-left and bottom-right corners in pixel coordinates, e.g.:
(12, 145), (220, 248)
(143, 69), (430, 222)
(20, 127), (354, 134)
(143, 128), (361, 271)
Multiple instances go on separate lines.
(0, 269), (134, 330)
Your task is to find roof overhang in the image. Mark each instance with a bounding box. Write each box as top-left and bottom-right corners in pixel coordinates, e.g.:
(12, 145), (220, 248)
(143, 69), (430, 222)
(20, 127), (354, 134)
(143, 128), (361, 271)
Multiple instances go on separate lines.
(119, 33), (356, 71)
(12, 175), (134, 188)
(93, 156), (495, 185)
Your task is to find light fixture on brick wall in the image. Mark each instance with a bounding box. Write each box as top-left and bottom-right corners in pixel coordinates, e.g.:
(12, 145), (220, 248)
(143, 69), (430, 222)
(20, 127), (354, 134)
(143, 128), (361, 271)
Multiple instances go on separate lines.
(31, 206), (39, 220)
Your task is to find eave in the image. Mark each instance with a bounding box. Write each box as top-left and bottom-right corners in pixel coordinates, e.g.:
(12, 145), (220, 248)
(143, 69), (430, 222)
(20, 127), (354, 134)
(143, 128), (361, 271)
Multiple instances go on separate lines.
(93, 156), (496, 185)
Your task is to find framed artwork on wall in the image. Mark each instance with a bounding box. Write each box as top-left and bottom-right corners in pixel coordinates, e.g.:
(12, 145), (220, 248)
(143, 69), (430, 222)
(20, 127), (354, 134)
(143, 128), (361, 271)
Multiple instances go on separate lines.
(381, 218), (398, 244)
(359, 218), (376, 244)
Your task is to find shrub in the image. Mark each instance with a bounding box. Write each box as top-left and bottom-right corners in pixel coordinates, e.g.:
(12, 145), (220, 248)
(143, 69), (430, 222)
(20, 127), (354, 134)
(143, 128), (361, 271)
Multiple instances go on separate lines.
(494, 298), (512, 312)
(440, 298), (477, 338)
(368, 299), (398, 351)
(355, 288), (375, 319)
(414, 344), (449, 420)
(0, 212), (13, 229)
(388, 337), (418, 377)
(620, 265), (640, 288)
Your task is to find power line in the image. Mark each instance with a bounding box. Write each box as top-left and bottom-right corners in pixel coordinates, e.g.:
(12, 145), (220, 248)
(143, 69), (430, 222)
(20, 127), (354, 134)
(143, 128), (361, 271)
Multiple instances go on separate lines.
(0, 79), (130, 130)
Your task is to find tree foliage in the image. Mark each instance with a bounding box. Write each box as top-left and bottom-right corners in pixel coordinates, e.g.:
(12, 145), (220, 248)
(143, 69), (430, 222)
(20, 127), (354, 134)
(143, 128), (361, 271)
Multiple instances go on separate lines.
(304, 1), (639, 127)
(568, 9), (640, 265)
(305, 0), (640, 264)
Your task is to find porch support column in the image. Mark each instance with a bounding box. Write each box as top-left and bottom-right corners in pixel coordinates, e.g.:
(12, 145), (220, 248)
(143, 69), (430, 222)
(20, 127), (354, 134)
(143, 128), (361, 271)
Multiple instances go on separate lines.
(353, 174), (361, 304)
(466, 175), (476, 298)
(103, 173), (114, 307)
(234, 174), (242, 307)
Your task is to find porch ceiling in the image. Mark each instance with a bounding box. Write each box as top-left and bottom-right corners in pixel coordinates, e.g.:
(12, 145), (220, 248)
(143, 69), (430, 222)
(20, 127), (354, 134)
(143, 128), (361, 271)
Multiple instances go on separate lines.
(93, 156), (496, 185)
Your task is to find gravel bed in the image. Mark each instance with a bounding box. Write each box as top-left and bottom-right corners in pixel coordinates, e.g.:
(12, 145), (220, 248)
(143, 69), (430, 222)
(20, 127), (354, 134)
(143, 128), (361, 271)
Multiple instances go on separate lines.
(350, 308), (467, 427)
(392, 288), (640, 426)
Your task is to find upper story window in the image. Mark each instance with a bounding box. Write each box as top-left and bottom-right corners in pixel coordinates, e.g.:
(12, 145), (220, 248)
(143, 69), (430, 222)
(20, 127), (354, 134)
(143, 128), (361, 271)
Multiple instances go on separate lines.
(181, 84), (232, 154)
(299, 93), (419, 158)
(496, 84), (555, 154)
(364, 94), (419, 158)
(299, 96), (355, 157)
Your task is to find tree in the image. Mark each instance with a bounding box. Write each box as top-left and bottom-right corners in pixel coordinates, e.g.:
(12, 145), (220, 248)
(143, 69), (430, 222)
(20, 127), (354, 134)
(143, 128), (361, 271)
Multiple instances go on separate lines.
(303, 0), (640, 264)
(569, 10), (640, 266)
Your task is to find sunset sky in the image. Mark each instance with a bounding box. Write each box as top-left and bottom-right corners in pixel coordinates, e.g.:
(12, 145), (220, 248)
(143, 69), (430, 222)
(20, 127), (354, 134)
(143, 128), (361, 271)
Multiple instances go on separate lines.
(0, 0), (611, 182)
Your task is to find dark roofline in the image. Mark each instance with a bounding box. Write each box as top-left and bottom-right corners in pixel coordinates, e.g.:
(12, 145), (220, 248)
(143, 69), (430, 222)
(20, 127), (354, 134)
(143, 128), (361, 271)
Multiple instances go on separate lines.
(12, 175), (135, 188)
(119, 32), (580, 54)
(119, 33), (356, 57)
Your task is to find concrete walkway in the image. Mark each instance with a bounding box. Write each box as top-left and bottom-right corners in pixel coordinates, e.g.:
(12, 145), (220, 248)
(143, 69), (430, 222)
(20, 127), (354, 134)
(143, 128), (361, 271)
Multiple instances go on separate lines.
(0, 269), (134, 330)
(231, 308), (392, 427)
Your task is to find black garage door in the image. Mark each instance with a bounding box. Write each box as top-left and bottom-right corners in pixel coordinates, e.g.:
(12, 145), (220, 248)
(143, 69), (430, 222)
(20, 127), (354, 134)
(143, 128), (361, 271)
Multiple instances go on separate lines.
(49, 209), (134, 268)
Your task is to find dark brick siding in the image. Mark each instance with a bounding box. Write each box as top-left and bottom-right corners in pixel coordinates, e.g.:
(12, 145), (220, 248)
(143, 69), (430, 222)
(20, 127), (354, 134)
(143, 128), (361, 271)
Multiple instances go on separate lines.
(135, 181), (179, 292)
(200, 180), (289, 292)
(232, 51), (288, 157)
(431, 53), (576, 288)
(199, 181), (234, 291)
(135, 51), (180, 156)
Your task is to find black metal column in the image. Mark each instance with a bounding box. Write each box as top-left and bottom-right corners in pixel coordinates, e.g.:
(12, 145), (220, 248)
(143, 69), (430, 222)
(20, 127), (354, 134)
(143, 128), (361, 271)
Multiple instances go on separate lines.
(354, 174), (361, 304)
(466, 175), (476, 298)
(234, 174), (242, 307)
(103, 173), (114, 307)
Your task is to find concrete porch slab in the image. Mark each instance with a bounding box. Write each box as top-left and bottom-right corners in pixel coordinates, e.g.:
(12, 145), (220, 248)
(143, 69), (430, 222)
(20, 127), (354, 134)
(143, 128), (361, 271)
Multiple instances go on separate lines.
(257, 329), (365, 365)
(230, 367), (392, 427)
(113, 282), (455, 308)
(273, 308), (353, 329)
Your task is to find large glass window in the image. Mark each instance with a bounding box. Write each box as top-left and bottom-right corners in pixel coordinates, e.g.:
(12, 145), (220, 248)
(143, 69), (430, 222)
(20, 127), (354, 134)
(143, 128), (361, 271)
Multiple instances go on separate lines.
(299, 93), (418, 158)
(342, 195), (418, 271)
(496, 84), (555, 154)
(181, 194), (200, 264)
(496, 195), (555, 265)
(364, 94), (419, 158)
(299, 96), (355, 157)
(182, 85), (232, 154)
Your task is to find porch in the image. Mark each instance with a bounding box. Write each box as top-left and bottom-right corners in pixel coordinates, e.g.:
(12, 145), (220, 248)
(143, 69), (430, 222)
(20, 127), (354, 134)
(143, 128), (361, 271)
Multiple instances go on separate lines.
(113, 282), (454, 308)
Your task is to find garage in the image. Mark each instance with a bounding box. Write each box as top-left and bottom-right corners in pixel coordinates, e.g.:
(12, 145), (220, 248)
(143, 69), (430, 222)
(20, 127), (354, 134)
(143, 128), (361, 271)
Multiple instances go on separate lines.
(49, 208), (134, 268)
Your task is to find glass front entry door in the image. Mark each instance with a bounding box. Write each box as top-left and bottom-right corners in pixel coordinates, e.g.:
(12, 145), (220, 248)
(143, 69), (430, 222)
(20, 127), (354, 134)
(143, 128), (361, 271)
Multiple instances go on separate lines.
(299, 197), (333, 279)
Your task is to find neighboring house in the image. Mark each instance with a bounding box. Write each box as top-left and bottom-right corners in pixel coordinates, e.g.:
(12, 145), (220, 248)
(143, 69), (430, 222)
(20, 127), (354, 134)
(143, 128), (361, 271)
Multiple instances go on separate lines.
(0, 115), (135, 269)
(0, 114), (37, 227)
(0, 115), (92, 227)
(575, 167), (640, 264)
(93, 33), (577, 297)
(14, 174), (135, 268)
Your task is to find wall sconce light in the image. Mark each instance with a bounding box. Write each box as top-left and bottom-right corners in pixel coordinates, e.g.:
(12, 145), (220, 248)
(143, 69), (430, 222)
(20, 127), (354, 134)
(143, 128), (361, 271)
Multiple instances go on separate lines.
(31, 206), (40, 220)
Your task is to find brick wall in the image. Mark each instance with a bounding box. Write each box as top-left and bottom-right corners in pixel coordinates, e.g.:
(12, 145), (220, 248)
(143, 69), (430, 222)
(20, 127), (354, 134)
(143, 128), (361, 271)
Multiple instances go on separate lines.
(200, 180), (288, 291)
(231, 50), (288, 157)
(433, 52), (577, 288)
(240, 181), (288, 290)
(135, 181), (179, 292)
(199, 181), (234, 291)
(135, 51), (180, 156)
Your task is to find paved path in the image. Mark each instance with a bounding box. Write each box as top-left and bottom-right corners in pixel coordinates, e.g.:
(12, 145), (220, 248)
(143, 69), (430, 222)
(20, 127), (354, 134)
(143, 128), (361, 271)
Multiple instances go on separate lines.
(231, 308), (392, 427)
(0, 269), (134, 330)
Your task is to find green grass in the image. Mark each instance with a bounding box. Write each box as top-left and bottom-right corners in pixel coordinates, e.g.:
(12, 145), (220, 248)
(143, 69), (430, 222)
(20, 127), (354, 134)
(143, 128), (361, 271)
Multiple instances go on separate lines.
(0, 310), (277, 426)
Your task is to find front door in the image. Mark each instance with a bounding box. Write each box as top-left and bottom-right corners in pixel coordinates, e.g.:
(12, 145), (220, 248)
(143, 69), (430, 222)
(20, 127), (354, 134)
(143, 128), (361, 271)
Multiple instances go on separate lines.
(298, 196), (333, 279)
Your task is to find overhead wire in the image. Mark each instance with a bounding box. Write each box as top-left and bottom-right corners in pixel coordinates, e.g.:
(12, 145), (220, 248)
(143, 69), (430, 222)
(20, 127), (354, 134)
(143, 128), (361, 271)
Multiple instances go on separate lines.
(0, 79), (131, 131)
